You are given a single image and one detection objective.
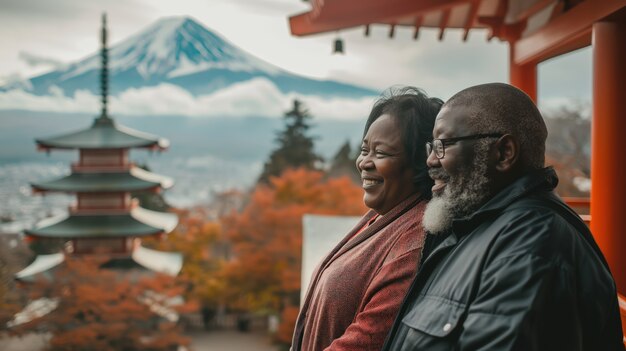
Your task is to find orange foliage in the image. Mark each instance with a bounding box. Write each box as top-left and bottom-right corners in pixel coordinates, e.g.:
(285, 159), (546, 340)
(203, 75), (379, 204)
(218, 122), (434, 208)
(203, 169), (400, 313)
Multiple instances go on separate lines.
(545, 154), (590, 198)
(0, 276), (23, 331)
(221, 168), (365, 342)
(14, 256), (191, 351)
(145, 207), (227, 308)
(275, 305), (300, 345)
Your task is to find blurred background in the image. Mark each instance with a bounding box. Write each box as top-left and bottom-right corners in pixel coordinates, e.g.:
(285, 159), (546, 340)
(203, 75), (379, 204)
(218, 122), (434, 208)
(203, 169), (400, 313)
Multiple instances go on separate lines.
(0, 0), (592, 350)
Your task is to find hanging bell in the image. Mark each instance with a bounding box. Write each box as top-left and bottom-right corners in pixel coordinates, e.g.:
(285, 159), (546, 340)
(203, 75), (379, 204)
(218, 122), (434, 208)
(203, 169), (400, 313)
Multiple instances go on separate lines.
(333, 38), (344, 54)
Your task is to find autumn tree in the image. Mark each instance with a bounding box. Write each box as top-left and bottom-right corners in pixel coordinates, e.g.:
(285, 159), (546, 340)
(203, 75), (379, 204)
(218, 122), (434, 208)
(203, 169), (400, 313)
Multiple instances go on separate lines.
(544, 102), (591, 197)
(12, 256), (193, 351)
(0, 235), (30, 329)
(222, 168), (366, 344)
(0, 260), (23, 330)
(145, 207), (227, 311)
(258, 100), (322, 183)
(143, 191), (248, 331)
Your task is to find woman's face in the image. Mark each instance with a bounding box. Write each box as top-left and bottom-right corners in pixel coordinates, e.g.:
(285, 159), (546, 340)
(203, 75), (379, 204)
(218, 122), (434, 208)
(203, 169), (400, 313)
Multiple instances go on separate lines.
(356, 114), (416, 215)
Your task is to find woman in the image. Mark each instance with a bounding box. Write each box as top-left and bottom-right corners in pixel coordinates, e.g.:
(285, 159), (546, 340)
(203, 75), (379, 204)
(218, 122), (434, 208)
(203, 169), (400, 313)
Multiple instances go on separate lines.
(291, 87), (443, 351)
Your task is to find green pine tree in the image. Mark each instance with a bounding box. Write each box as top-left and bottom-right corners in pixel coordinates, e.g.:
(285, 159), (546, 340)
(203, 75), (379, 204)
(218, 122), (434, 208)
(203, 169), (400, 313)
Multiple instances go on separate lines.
(326, 140), (360, 183)
(258, 99), (322, 183)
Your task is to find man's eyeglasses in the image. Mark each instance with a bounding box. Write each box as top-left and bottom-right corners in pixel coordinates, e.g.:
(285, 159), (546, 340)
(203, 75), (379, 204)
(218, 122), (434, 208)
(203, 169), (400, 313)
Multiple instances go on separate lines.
(426, 133), (503, 159)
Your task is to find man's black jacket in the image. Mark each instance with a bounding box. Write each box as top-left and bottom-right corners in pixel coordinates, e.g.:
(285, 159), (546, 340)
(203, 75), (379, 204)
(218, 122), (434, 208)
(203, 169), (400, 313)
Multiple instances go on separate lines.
(383, 167), (624, 350)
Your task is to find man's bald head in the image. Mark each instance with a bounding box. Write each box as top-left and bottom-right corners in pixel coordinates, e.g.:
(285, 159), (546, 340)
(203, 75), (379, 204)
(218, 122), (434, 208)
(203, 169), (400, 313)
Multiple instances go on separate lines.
(444, 82), (547, 170)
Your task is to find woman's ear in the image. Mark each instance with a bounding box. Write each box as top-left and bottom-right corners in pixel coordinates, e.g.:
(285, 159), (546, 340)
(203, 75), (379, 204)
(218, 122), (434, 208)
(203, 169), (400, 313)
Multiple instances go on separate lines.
(493, 134), (519, 172)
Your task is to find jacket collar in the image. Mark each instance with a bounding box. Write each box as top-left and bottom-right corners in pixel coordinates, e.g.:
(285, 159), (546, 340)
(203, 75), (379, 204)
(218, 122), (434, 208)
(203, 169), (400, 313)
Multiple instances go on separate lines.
(451, 167), (559, 236)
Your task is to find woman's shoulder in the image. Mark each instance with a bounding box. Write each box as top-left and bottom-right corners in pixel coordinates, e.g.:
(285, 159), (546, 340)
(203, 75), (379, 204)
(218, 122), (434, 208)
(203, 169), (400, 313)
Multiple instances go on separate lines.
(379, 200), (427, 262)
(386, 198), (427, 232)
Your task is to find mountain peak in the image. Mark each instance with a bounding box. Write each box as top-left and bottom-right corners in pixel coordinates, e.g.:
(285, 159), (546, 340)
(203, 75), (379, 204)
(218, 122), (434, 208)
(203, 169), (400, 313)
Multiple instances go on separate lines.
(60, 15), (282, 81)
(152, 15), (191, 27)
(9, 16), (377, 99)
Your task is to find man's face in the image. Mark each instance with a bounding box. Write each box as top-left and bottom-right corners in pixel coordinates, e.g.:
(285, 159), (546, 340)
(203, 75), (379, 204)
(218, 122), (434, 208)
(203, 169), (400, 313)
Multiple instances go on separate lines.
(422, 105), (495, 234)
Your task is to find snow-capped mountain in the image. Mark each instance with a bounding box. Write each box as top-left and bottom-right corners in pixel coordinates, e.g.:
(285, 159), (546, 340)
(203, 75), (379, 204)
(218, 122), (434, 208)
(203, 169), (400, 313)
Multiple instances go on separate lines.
(7, 17), (376, 98)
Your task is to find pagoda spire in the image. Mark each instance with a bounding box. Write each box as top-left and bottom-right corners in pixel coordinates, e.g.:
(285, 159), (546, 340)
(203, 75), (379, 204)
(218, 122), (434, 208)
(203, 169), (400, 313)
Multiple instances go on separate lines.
(99, 13), (110, 120)
(19, 13), (179, 283)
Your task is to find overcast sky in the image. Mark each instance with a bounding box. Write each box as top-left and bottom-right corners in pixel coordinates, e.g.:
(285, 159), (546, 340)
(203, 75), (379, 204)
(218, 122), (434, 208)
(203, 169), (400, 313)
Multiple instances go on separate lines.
(0, 0), (592, 116)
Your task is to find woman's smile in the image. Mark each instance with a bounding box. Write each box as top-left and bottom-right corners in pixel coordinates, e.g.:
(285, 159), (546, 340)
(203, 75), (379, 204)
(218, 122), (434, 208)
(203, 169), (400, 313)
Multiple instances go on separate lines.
(356, 114), (416, 215)
(362, 177), (383, 188)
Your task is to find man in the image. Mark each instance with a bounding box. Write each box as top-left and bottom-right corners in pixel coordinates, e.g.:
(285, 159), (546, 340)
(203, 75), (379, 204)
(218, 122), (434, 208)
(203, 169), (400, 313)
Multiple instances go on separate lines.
(383, 83), (624, 350)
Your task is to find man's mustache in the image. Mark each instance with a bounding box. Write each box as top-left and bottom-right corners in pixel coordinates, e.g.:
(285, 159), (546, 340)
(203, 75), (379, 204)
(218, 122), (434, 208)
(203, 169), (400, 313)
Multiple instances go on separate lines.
(429, 168), (450, 182)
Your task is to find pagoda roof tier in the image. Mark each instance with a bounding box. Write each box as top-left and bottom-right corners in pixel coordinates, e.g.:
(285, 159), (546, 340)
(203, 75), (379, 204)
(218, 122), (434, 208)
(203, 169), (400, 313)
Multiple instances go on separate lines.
(36, 116), (169, 150)
(31, 167), (173, 193)
(132, 246), (182, 276)
(14, 253), (65, 282)
(25, 207), (178, 239)
(14, 246), (181, 282)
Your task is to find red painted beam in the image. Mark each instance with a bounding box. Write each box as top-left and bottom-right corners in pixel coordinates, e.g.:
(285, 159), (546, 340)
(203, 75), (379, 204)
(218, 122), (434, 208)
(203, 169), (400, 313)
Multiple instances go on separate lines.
(463, 2), (480, 41)
(509, 0), (557, 23)
(290, 0), (468, 36)
(513, 0), (626, 65)
(439, 9), (451, 41)
(509, 46), (537, 102)
(591, 16), (626, 294)
(413, 16), (423, 39)
(389, 23), (396, 38)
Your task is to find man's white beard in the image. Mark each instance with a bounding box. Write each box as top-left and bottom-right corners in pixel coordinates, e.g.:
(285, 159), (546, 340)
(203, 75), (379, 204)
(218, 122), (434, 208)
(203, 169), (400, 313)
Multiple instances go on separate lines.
(423, 140), (492, 235)
(422, 195), (455, 235)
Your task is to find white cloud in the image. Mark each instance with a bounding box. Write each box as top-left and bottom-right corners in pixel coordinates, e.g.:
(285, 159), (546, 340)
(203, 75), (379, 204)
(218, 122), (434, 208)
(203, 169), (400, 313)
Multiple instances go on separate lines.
(0, 87), (98, 113)
(0, 73), (33, 90)
(0, 78), (375, 120)
(294, 94), (375, 121)
(0, 1), (590, 109)
(18, 51), (66, 70)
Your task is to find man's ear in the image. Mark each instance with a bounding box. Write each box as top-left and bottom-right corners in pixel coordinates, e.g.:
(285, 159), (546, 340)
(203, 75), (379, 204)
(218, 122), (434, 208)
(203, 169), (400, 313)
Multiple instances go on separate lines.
(493, 134), (519, 172)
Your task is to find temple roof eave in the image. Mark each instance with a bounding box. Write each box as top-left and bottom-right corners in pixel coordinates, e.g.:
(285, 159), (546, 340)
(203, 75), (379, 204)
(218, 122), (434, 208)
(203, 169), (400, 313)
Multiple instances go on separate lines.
(287, 0), (573, 42)
(35, 118), (169, 151)
(14, 246), (182, 283)
(24, 207), (178, 239)
(14, 253), (65, 281)
(132, 246), (183, 276)
(30, 167), (174, 193)
(288, 0), (485, 36)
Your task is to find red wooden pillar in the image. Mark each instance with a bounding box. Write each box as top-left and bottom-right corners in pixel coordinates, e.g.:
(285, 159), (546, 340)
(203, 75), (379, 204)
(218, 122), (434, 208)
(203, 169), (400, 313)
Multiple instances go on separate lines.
(591, 17), (626, 293)
(509, 44), (537, 102)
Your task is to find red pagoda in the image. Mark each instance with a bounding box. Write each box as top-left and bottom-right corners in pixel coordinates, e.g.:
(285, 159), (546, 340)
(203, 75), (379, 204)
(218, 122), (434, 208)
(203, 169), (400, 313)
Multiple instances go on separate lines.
(15, 14), (181, 281)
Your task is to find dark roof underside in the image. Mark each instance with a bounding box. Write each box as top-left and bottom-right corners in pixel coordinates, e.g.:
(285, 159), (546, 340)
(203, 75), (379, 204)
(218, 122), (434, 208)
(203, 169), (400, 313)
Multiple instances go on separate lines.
(24, 211), (174, 238)
(31, 168), (172, 192)
(36, 117), (169, 150)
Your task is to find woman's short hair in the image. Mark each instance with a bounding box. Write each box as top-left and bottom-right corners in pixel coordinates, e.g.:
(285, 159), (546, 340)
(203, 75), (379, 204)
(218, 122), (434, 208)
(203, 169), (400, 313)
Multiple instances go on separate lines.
(363, 86), (443, 198)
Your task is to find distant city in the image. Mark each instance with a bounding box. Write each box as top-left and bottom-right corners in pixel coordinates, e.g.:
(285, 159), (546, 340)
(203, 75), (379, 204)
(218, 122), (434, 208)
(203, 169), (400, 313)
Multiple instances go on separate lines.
(0, 157), (260, 234)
